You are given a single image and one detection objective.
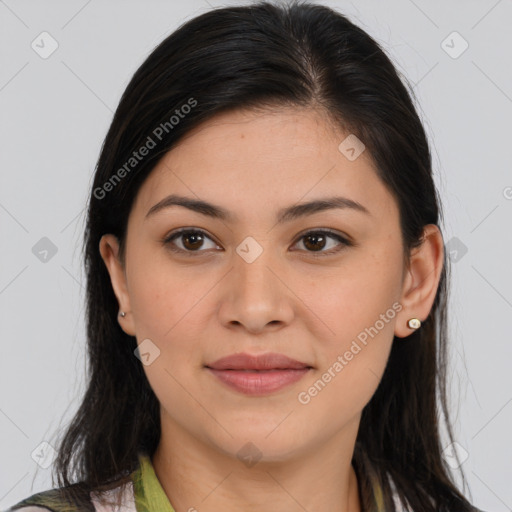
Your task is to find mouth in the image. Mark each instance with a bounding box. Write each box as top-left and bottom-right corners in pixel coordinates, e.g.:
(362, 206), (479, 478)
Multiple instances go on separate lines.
(204, 352), (313, 395)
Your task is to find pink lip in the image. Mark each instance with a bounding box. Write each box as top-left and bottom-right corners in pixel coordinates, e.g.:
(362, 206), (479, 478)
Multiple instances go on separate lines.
(205, 352), (312, 395)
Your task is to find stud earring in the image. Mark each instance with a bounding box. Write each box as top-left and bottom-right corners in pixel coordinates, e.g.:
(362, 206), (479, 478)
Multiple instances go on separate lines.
(119, 311), (126, 318)
(407, 318), (421, 329)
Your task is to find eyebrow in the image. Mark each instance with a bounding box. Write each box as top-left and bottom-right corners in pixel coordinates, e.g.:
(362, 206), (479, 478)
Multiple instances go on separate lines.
(145, 194), (371, 223)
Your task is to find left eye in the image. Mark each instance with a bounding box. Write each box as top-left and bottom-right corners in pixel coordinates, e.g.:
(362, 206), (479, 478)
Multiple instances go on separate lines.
(163, 228), (351, 256)
(292, 230), (351, 254)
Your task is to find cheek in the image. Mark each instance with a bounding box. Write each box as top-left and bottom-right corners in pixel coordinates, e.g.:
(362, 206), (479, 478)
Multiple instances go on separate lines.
(295, 273), (397, 425)
(126, 246), (209, 339)
(300, 246), (401, 397)
(126, 257), (207, 409)
(303, 245), (402, 337)
(125, 253), (219, 411)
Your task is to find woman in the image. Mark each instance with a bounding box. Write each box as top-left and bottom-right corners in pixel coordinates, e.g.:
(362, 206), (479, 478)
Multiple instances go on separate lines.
(7, 1), (485, 511)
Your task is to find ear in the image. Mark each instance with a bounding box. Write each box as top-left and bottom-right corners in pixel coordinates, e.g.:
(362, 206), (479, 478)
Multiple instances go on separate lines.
(394, 224), (445, 338)
(99, 234), (136, 336)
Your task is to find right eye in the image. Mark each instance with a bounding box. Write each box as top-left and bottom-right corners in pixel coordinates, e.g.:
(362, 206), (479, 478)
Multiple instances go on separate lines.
(162, 228), (221, 255)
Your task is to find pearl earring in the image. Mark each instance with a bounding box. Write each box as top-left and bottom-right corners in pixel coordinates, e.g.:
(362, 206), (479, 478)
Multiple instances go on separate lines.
(119, 311), (126, 318)
(407, 318), (421, 329)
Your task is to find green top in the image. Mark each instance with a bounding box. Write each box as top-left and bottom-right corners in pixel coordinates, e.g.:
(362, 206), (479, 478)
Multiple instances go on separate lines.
(7, 451), (387, 512)
(133, 452), (176, 512)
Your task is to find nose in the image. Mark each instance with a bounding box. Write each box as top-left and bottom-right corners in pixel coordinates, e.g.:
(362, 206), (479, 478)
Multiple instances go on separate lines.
(217, 246), (295, 334)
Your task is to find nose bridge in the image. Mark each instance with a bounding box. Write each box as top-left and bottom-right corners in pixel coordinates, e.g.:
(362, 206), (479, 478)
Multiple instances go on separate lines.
(218, 234), (294, 331)
(234, 235), (280, 299)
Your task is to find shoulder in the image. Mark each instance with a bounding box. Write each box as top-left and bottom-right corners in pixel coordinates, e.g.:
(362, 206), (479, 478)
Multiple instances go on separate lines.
(5, 507), (52, 512)
(5, 481), (136, 512)
(4, 506), (50, 512)
(5, 486), (95, 512)
(6, 454), (144, 512)
(388, 477), (487, 512)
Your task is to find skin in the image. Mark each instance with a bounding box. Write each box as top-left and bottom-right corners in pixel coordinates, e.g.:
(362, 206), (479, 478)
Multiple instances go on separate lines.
(100, 107), (444, 512)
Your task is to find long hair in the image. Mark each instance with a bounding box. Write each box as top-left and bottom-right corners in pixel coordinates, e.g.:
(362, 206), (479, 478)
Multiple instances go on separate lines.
(50, 2), (476, 511)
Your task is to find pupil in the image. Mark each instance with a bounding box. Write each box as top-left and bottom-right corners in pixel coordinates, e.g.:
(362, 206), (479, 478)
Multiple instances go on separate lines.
(305, 234), (325, 251)
(184, 232), (203, 250)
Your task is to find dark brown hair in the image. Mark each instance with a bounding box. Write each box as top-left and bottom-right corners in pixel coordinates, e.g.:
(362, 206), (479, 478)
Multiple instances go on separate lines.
(46, 1), (479, 511)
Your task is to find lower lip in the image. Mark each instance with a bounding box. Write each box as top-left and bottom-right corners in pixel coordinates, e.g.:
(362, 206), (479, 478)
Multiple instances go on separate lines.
(206, 367), (311, 395)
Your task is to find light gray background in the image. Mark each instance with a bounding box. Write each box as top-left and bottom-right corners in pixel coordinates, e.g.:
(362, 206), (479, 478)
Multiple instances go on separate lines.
(1, 0), (511, 511)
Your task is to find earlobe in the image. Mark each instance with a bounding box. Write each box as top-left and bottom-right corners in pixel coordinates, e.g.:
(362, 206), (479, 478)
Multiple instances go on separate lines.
(99, 234), (136, 336)
(394, 224), (445, 338)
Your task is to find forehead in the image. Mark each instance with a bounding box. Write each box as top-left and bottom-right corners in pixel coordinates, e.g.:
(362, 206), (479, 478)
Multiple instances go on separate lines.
(131, 107), (398, 225)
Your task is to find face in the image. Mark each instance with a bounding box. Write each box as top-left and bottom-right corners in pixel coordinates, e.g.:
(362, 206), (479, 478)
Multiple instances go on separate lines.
(100, 107), (443, 465)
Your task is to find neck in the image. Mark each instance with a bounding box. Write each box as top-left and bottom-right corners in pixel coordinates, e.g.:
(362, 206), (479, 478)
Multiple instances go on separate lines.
(152, 413), (362, 512)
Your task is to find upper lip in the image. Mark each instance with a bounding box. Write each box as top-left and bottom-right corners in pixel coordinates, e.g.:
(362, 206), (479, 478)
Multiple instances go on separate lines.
(206, 352), (312, 371)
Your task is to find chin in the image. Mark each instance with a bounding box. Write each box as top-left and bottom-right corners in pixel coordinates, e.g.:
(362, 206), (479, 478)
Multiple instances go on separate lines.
(209, 429), (307, 466)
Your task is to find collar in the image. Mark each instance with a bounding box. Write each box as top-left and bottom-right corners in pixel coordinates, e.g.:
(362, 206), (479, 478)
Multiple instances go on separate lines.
(131, 452), (176, 512)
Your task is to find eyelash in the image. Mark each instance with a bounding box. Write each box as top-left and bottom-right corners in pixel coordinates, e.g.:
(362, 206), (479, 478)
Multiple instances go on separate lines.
(162, 228), (353, 257)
